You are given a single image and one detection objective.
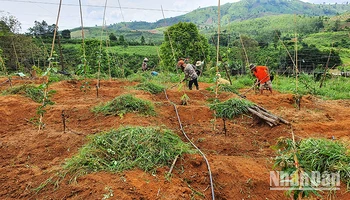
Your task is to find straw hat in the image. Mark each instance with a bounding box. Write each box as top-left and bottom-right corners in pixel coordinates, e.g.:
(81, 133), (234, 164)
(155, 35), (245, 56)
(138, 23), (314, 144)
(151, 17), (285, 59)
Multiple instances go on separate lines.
(195, 61), (202, 67)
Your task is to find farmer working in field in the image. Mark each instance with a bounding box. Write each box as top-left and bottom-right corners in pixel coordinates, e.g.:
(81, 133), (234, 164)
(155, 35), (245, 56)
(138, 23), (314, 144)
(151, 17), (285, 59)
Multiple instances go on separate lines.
(250, 64), (273, 95)
(142, 58), (149, 71)
(177, 60), (199, 90)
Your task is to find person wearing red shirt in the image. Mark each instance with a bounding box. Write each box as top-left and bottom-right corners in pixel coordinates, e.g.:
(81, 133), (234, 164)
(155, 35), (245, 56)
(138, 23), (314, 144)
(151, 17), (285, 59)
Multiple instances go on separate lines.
(250, 64), (273, 94)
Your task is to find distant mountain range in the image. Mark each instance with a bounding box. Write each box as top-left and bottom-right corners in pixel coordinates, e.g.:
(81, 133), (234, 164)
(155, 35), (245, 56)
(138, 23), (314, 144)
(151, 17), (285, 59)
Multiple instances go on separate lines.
(103, 0), (350, 31)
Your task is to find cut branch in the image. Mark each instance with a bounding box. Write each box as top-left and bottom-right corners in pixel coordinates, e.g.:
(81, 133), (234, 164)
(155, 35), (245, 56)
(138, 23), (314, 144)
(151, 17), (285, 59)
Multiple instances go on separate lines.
(247, 105), (290, 126)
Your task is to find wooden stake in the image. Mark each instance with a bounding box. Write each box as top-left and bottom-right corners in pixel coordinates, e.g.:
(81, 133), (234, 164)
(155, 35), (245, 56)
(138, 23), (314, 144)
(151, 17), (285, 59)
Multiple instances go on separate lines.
(168, 155), (179, 175)
(61, 110), (66, 133)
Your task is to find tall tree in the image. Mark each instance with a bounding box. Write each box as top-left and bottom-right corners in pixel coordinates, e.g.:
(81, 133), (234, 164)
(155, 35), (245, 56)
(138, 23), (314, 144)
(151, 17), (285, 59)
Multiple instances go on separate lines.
(118, 35), (125, 45)
(0, 14), (21, 34)
(28, 20), (55, 38)
(159, 22), (210, 71)
(109, 33), (117, 41)
(0, 21), (11, 36)
(61, 29), (71, 39)
(140, 35), (145, 45)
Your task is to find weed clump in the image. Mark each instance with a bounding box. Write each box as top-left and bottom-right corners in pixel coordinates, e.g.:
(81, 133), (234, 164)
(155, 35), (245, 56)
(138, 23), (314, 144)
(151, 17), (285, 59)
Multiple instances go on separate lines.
(134, 82), (165, 94)
(92, 94), (156, 117)
(1, 84), (55, 103)
(64, 126), (193, 174)
(273, 137), (350, 198)
(209, 98), (254, 119)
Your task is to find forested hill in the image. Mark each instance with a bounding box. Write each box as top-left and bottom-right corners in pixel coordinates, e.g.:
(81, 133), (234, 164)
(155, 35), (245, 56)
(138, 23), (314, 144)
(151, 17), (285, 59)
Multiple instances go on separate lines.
(107, 0), (350, 31)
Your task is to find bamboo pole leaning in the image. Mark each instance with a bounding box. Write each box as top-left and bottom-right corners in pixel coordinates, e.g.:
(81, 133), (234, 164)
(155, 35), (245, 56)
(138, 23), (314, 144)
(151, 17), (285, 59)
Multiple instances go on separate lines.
(247, 105), (290, 127)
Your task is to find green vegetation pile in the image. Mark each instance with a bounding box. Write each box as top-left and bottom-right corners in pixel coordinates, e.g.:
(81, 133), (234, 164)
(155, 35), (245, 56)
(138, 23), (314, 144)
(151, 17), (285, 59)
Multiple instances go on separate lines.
(64, 126), (193, 174)
(274, 138), (350, 192)
(1, 84), (48, 103)
(92, 94), (156, 117)
(209, 98), (255, 119)
(134, 82), (165, 94)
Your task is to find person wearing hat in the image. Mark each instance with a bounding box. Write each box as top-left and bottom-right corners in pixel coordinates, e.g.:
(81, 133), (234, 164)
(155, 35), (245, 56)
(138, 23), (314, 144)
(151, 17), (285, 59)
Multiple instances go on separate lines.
(142, 58), (149, 71)
(194, 61), (203, 76)
(250, 64), (273, 94)
(177, 60), (199, 90)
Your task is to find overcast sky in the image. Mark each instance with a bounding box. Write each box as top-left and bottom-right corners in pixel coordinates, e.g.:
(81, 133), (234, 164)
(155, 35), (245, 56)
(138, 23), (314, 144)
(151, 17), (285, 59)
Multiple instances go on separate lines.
(0, 0), (348, 33)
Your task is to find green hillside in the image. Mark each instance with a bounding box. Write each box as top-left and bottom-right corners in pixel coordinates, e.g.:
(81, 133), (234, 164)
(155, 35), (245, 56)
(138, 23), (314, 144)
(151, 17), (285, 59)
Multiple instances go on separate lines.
(70, 27), (164, 45)
(221, 14), (324, 41)
(105, 0), (350, 32)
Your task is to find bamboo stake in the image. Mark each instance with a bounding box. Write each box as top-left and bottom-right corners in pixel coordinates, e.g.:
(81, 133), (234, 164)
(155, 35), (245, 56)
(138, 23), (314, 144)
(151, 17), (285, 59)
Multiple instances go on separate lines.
(319, 44), (333, 88)
(11, 37), (19, 71)
(161, 5), (177, 71)
(290, 126), (304, 200)
(239, 34), (249, 68)
(168, 155), (179, 175)
(57, 35), (65, 71)
(38, 0), (62, 131)
(79, 0), (87, 80)
(213, 0), (221, 132)
(104, 30), (112, 81)
(97, 0), (108, 89)
(156, 47), (163, 73)
(294, 14), (299, 95)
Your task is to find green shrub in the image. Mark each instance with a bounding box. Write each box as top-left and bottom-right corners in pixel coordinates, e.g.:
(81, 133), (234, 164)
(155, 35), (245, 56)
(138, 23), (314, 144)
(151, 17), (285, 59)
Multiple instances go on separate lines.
(64, 126), (193, 174)
(92, 94), (156, 117)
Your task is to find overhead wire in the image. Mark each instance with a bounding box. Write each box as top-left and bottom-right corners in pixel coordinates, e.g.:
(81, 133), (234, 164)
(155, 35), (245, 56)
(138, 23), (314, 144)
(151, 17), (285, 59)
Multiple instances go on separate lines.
(117, 0), (125, 23)
(0, 0), (189, 13)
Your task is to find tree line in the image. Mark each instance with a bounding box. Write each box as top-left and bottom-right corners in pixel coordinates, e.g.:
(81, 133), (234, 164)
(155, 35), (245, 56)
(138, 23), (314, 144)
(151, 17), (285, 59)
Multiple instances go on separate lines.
(0, 14), (344, 79)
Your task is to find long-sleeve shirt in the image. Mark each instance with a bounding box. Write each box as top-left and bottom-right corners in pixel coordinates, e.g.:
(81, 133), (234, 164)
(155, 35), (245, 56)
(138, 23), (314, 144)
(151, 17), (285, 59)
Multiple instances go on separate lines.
(184, 64), (198, 80)
(142, 62), (148, 71)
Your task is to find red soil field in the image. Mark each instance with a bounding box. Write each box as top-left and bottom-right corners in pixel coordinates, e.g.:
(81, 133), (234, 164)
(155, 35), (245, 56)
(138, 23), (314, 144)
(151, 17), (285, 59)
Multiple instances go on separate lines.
(1, 77), (349, 200)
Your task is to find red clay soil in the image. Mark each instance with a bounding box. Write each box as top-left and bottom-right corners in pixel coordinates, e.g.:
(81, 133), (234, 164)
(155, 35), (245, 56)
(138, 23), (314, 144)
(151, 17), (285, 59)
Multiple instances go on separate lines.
(1, 77), (350, 200)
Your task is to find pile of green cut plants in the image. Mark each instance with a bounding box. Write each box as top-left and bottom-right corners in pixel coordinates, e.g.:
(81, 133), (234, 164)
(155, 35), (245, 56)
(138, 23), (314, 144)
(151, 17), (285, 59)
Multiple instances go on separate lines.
(92, 94), (156, 117)
(209, 98), (255, 119)
(273, 137), (350, 198)
(1, 84), (51, 103)
(64, 126), (193, 174)
(134, 81), (165, 94)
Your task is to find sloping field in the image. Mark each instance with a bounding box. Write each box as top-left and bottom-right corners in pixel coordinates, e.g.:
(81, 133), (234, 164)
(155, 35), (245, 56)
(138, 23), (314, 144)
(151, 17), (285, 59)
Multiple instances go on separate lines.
(0, 78), (349, 200)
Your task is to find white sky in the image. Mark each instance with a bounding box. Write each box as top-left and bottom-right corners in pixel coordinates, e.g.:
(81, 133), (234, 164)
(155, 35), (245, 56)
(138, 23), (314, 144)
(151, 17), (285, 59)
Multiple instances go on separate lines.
(0, 0), (348, 33)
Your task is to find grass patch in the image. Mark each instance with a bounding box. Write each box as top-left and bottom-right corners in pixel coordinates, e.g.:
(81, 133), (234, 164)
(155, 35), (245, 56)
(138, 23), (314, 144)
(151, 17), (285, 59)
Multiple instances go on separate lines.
(126, 72), (154, 82)
(274, 74), (350, 99)
(206, 84), (238, 93)
(1, 84), (55, 103)
(92, 94), (156, 117)
(209, 98), (254, 119)
(273, 137), (350, 198)
(134, 82), (165, 94)
(64, 126), (193, 174)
